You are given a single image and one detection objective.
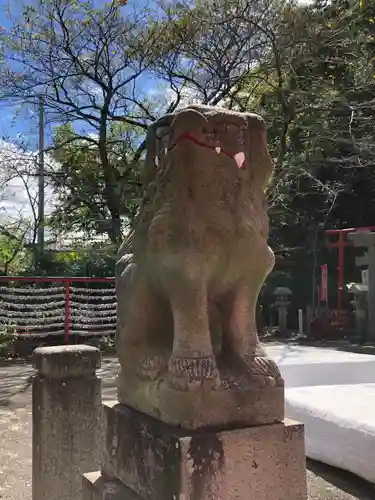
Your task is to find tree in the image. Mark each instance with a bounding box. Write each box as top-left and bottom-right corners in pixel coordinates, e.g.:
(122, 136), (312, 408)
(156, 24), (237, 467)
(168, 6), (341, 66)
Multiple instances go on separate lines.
(4, 0), (374, 303)
(0, 231), (31, 275)
(49, 122), (142, 240)
(0, 141), (42, 274)
(151, 0), (280, 106)
(0, 0), (286, 244)
(0, 0), (167, 243)
(221, 0), (375, 307)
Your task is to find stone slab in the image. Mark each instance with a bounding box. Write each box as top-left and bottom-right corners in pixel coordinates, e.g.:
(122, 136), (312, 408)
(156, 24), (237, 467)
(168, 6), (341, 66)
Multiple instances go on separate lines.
(82, 472), (142, 500)
(118, 371), (284, 429)
(102, 402), (307, 500)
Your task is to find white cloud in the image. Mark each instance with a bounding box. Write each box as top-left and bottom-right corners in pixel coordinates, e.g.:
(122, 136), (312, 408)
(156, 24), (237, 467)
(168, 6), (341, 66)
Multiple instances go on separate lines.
(151, 83), (231, 113)
(165, 86), (202, 109)
(0, 140), (56, 227)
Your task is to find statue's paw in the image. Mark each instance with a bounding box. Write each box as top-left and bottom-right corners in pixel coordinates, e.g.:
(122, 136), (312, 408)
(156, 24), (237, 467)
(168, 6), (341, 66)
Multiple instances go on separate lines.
(243, 355), (284, 388)
(168, 354), (221, 392)
(137, 355), (165, 381)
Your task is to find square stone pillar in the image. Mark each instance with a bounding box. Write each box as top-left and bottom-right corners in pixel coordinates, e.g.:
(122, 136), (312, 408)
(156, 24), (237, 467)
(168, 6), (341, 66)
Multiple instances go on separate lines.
(83, 402), (307, 500)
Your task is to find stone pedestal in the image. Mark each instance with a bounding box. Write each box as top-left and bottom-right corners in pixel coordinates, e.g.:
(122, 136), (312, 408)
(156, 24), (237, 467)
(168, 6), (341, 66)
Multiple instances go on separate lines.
(83, 402), (307, 500)
(118, 368), (284, 429)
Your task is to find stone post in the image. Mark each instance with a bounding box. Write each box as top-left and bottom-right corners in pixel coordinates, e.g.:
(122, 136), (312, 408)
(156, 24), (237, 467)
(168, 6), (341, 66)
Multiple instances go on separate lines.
(33, 345), (102, 500)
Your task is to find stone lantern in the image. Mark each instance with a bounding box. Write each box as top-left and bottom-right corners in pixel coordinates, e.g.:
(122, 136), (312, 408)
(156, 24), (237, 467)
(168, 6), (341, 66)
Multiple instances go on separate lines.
(272, 286), (293, 334)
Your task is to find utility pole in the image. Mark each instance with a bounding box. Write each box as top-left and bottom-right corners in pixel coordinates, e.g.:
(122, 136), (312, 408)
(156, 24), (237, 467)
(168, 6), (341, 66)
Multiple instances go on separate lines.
(37, 95), (45, 271)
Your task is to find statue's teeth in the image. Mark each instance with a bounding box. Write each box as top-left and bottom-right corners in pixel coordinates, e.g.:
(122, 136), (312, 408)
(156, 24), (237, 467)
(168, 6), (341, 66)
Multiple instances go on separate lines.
(234, 152), (245, 169)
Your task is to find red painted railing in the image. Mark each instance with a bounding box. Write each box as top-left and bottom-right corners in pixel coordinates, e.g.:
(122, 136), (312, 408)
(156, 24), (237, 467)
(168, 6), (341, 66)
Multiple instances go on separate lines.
(0, 276), (115, 343)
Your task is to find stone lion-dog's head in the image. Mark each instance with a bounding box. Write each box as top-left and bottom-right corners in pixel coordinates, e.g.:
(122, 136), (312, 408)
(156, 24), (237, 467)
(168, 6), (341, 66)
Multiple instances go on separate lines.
(133, 105), (273, 258)
(145, 105), (272, 187)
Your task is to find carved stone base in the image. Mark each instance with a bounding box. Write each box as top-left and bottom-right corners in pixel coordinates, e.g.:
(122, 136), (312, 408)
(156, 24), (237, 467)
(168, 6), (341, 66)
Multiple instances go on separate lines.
(118, 362), (284, 429)
(97, 402), (307, 500)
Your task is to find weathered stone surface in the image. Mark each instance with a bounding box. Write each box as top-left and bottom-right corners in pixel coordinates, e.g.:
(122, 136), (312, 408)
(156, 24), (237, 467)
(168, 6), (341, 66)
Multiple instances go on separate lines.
(116, 105), (284, 428)
(82, 472), (142, 500)
(33, 345), (101, 379)
(33, 346), (102, 500)
(102, 402), (307, 500)
(118, 372), (284, 429)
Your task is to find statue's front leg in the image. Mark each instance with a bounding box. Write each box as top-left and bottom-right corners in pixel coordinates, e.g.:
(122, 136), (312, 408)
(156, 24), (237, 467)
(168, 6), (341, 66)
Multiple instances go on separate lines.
(116, 264), (167, 382)
(167, 279), (220, 391)
(225, 279), (282, 387)
(223, 248), (283, 387)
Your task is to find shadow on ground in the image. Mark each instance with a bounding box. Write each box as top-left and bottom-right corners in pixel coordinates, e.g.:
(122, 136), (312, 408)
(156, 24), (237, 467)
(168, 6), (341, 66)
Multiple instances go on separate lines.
(307, 459), (375, 500)
(0, 362), (34, 407)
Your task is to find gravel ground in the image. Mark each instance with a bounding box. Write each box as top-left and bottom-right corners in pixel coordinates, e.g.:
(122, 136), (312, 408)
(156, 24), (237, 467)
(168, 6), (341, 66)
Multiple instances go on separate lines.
(0, 357), (374, 500)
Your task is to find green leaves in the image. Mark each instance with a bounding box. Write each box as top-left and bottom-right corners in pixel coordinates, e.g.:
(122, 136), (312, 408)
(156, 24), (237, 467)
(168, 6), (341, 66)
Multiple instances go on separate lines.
(49, 122), (142, 243)
(1, 0), (374, 287)
(0, 231), (32, 275)
(228, 0), (375, 302)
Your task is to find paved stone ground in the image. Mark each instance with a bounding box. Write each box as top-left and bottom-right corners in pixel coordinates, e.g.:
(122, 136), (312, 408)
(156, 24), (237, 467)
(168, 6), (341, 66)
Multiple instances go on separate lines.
(0, 357), (374, 500)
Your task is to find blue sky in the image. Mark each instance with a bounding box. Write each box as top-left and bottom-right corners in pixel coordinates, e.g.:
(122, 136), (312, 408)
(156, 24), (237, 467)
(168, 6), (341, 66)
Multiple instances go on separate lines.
(0, 0), (171, 224)
(0, 0), (164, 148)
(0, 0), (58, 147)
(0, 0), (33, 142)
(0, 0), (311, 147)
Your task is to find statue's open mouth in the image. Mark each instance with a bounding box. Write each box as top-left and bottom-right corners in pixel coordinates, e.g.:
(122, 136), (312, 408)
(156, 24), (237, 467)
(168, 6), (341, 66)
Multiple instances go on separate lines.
(153, 107), (248, 170)
(162, 132), (246, 169)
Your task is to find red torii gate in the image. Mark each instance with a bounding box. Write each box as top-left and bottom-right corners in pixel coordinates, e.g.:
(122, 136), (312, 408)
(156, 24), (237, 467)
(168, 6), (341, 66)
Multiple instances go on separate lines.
(325, 226), (375, 309)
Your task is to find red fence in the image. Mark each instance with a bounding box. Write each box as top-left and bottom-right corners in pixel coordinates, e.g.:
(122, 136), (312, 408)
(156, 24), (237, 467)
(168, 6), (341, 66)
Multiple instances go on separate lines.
(0, 276), (116, 343)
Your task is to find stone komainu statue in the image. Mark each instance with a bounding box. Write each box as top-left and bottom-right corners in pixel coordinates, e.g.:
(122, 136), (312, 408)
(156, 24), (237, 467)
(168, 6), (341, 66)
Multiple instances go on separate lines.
(116, 105), (284, 429)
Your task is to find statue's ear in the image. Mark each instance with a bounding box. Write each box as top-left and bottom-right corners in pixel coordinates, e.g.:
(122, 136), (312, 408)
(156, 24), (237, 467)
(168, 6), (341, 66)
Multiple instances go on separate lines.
(245, 115), (274, 191)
